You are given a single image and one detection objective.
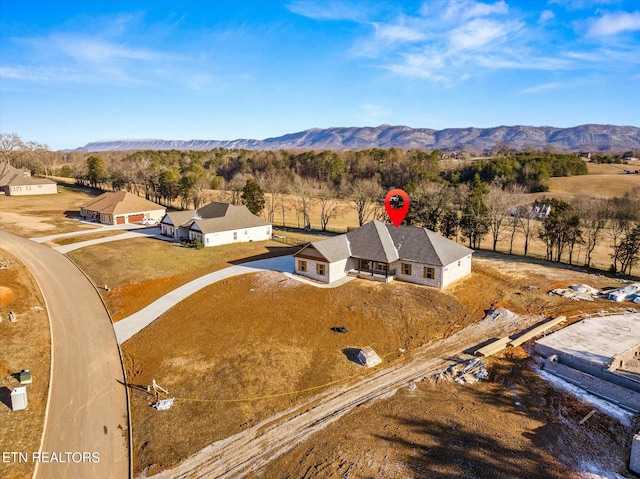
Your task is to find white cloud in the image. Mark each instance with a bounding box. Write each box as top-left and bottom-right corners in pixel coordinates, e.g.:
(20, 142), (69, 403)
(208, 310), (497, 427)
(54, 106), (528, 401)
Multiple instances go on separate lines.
(374, 22), (426, 43)
(286, 1), (368, 22)
(538, 10), (555, 24)
(522, 82), (566, 93)
(448, 18), (519, 51)
(587, 11), (640, 36)
(444, 0), (509, 21)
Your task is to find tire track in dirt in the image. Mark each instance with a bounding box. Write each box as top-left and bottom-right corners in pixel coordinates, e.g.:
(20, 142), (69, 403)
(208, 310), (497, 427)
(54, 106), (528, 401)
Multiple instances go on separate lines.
(151, 312), (542, 479)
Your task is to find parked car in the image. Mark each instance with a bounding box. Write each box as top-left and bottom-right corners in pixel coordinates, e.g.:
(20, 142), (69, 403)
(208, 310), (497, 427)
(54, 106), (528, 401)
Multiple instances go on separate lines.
(142, 218), (159, 226)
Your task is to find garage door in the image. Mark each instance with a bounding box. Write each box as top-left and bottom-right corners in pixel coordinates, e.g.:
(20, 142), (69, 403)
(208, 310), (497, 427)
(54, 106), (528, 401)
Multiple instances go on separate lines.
(128, 214), (144, 223)
(116, 216), (125, 224)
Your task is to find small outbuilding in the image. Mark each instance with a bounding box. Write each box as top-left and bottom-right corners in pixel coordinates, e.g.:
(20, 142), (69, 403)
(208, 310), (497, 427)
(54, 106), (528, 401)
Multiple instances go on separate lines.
(358, 346), (382, 368)
(10, 386), (28, 411)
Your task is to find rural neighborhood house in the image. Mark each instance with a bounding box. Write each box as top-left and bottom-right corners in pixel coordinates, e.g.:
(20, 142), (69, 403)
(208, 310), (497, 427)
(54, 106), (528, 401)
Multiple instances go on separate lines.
(0, 162), (57, 196)
(79, 191), (166, 225)
(294, 220), (473, 288)
(160, 201), (272, 247)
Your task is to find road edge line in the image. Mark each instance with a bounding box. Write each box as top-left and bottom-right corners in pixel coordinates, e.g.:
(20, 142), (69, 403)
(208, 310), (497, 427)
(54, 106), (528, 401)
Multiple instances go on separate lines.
(28, 261), (54, 479)
(64, 253), (134, 479)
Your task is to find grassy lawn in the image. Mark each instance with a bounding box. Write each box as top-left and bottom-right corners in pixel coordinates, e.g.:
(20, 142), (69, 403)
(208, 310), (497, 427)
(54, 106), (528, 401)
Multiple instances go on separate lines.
(67, 237), (303, 320)
(47, 230), (127, 246)
(0, 251), (50, 479)
(121, 257), (622, 476)
(0, 184), (101, 237)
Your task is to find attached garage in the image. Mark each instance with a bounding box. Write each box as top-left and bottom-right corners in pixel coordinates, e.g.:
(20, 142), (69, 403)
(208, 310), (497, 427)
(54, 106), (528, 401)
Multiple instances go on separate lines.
(80, 191), (166, 225)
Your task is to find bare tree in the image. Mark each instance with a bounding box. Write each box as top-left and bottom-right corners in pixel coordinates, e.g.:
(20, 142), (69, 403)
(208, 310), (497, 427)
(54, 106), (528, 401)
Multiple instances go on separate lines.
(292, 175), (314, 229)
(517, 204), (537, 257)
(314, 182), (342, 231)
(574, 196), (610, 268)
(226, 173), (249, 205)
(0, 133), (24, 166)
(258, 170), (287, 223)
(350, 178), (382, 226)
(485, 184), (520, 252)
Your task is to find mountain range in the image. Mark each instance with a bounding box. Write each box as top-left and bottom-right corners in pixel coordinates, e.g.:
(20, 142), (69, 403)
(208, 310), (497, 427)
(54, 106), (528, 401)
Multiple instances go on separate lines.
(76, 124), (640, 153)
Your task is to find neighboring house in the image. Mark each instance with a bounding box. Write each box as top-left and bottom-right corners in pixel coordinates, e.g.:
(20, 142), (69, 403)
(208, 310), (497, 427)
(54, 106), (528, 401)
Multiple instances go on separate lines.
(79, 191), (166, 225)
(294, 220), (473, 288)
(160, 201), (272, 247)
(0, 162), (57, 196)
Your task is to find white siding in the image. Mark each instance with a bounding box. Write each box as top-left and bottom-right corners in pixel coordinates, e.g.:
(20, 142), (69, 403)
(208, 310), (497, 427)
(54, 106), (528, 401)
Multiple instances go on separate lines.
(7, 183), (57, 196)
(391, 260), (443, 288)
(201, 224), (272, 247)
(441, 254), (472, 287)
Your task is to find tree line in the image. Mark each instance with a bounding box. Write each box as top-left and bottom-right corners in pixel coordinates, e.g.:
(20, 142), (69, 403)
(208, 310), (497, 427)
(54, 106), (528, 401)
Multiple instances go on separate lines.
(2, 132), (638, 276)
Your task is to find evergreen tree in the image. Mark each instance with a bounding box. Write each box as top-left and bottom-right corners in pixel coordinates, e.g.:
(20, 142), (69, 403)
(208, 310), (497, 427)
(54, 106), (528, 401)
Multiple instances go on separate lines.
(242, 177), (265, 215)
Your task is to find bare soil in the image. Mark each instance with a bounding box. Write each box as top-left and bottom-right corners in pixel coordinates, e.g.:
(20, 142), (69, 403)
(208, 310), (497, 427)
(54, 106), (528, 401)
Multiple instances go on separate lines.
(121, 254), (630, 476)
(0, 184), (101, 237)
(0, 250), (51, 479)
(252, 355), (637, 479)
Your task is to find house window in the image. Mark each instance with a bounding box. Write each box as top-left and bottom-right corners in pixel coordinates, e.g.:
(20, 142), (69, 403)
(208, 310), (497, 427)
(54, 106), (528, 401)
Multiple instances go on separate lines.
(360, 259), (371, 270)
(458, 260), (461, 267)
(375, 262), (388, 272)
(233, 231), (238, 240)
(298, 260), (307, 272)
(316, 263), (326, 276)
(401, 263), (412, 275)
(424, 267), (435, 279)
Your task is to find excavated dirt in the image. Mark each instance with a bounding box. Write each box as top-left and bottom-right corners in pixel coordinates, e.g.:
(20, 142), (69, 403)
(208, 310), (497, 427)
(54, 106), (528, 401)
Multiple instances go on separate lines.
(122, 254), (635, 477)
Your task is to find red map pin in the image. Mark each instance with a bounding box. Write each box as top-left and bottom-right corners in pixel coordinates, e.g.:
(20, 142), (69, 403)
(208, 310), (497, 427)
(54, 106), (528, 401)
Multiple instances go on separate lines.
(384, 189), (410, 227)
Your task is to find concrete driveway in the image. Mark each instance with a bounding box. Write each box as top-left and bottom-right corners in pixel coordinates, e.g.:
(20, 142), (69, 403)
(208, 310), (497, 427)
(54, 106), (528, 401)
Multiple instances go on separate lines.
(2, 232), (129, 479)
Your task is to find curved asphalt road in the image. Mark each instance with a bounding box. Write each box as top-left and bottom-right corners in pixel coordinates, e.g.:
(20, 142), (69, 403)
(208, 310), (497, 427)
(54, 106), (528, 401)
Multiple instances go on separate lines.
(2, 231), (129, 479)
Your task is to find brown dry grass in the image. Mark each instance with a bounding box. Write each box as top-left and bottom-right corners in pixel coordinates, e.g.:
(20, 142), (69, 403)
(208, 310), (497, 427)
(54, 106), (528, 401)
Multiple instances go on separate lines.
(0, 251), (50, 479)
(121, 256), (624, 475)
(0, 184), (101, 237)
(67, 238), (300, 320)
(47, 229), (125, 246)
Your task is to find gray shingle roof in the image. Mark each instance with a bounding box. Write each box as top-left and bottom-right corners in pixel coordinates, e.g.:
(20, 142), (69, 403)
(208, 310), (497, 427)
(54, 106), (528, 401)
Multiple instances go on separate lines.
(161, 202), (270, 233)
(297, 220), (473, 266)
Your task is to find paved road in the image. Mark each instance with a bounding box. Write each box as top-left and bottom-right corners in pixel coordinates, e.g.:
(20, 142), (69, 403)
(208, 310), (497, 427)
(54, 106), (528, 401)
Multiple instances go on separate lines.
(1, 232), (129, 479)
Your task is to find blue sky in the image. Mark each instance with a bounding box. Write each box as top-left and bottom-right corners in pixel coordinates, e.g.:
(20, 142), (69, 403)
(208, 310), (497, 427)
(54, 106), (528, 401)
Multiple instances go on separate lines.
(1, 0), (639, 150)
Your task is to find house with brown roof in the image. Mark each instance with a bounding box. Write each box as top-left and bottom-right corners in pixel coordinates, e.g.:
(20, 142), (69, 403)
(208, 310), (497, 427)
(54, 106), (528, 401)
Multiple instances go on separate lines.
(0, 162), (57, 196)
(294, 220), (473, 288)
(79, 191), (166, 225)
(160, 201), (272, 247)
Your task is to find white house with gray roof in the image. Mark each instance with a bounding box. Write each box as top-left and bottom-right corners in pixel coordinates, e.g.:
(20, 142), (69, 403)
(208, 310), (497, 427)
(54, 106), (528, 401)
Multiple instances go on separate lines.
(294, 220), (473, 288)
(160, 201), (272, 247)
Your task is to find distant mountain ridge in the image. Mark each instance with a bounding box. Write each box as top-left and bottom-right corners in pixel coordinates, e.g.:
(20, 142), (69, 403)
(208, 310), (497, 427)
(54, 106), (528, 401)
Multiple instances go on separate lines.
(76, 124), (640, 152)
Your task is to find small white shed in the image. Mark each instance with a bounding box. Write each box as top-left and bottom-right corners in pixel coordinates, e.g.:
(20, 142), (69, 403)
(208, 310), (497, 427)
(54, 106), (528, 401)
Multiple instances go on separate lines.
(11, 386), (28, 411)
(358, 346), (382, 368)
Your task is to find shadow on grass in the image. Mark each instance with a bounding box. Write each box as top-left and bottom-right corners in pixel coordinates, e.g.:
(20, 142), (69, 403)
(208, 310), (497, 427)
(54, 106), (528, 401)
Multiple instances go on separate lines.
(0, 386), (12, 410)
(229, 245), (304, 265)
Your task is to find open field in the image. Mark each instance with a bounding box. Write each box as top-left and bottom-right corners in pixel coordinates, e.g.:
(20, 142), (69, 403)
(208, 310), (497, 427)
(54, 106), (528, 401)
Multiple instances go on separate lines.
(67, 237), (301, 320)
(0, 184), (101, 237)
(0, 250), (50, 479)
(120, 255), (629, 476)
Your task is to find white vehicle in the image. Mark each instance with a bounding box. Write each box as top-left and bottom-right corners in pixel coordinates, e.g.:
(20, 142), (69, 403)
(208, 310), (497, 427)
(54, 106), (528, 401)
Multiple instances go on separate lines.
(142, 218), (159, 226)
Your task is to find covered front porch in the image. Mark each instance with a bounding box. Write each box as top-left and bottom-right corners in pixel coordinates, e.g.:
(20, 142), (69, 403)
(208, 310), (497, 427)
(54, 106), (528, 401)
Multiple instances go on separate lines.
(348, 258), (396, 283)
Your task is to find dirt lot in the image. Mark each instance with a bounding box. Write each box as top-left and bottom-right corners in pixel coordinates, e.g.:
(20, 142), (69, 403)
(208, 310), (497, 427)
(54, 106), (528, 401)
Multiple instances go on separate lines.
(252, 355), (637, 479)
(121, 254), (631, 476)
(0, 251), (50, 479)
(0, 184), (101, 237)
